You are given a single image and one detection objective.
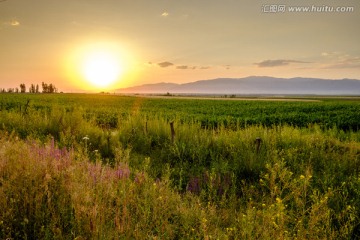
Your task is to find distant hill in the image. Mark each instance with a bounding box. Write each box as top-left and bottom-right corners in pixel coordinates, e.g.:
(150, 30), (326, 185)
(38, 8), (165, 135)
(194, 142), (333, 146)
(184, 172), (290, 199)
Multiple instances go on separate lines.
(116, 76), (360, 95)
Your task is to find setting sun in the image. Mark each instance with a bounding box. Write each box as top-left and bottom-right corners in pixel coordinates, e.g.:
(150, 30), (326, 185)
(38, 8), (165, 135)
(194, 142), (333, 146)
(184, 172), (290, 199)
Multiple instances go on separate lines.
(81, 51), (122, 87)
(64, 41), (136, 91)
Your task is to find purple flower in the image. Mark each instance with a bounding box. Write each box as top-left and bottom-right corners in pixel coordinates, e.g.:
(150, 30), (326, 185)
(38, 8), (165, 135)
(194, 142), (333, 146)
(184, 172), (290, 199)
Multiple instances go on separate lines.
(115, 164), (130, 180)
(187, 176), (201, 194)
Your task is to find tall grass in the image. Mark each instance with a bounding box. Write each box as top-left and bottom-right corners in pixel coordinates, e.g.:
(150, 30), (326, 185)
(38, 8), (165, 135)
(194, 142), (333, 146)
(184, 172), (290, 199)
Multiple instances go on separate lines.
(1, 121), (359, 238)
(1, 95), (360, 238)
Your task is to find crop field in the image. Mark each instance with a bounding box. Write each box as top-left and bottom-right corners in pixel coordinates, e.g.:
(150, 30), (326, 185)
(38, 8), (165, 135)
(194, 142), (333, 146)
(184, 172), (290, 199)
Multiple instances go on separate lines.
(1, 93), (360, 239)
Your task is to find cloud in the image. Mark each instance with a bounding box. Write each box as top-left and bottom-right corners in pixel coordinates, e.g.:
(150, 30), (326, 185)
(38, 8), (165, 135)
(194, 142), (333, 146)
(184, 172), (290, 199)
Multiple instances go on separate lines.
(176, 65), (189, 70)
(320, 52), (360, 69)
(321, 51), (341, 57)
(158, 61), (174, 68)
(154, 61), (211, 70)
(323, 56), (360, 69)
(10, 20), (20, 26)
(255, 59), (309, 68)
(176, 65), (210, 70)
(2, 19), (20, 27)
(161, 12), (169, 17)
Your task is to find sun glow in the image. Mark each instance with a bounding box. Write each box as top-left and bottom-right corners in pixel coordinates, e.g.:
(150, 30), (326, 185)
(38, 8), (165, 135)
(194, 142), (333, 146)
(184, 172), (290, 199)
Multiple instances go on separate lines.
(81, 51), (122, 87)
(65, 41), (136, 91)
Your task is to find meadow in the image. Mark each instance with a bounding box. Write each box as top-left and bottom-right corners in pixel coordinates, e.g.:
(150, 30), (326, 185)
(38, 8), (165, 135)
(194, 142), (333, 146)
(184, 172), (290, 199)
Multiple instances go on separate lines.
(1, 93), (360, 239)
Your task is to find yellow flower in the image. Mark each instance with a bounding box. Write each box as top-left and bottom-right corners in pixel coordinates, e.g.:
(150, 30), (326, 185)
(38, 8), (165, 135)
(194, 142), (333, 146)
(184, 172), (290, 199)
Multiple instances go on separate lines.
(300, 175), (305, 179)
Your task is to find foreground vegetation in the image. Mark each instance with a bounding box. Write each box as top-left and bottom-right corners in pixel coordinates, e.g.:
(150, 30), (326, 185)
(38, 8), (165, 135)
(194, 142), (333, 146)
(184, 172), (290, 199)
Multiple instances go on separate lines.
(1, 94), (360, 239)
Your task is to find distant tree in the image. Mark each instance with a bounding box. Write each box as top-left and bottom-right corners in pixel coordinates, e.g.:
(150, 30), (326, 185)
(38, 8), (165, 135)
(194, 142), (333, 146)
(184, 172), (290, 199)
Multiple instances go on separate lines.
(35, 84), (39, 93)
(7, 88), (14, 93)
(20, 83), (26, 93)
(49, 83), (55, 93)
(41, 82), (57, 93)
(42, 82), (48, 93)
(15, 87), (19, 93)
(29, 84), (36, 93)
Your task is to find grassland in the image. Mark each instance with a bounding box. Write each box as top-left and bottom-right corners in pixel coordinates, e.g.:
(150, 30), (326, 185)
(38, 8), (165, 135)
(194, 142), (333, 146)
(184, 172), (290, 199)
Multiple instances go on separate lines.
(1, 93), (360, 239)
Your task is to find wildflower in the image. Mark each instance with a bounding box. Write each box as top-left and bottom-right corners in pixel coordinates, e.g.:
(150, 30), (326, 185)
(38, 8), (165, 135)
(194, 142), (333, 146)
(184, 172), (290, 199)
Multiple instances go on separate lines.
(276, 197), (282, 203)
(134, 172), (145, 184)
(187, 176), (201, 194)
(83, 136), (89, 140)
(115, 165), (130, 179)
(300, 175), (305, 179)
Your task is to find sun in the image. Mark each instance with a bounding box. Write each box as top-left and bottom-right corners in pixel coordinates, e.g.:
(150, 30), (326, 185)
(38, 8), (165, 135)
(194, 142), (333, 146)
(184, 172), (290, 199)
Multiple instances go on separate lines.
(81, 50), (122, 87)
(64, 41), (138, 91)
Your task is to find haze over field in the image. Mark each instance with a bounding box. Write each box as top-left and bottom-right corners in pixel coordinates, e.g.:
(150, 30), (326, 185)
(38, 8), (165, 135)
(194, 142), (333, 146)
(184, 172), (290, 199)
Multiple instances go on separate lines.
(0, 0), (359, 92)
(117, 76), (360, 95)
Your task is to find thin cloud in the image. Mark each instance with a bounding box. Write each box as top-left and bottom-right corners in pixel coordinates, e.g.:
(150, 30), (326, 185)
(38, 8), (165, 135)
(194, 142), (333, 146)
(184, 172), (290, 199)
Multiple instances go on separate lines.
(161, 12), (169, 17)
(176, 65), (189, 70)
(158, 61), (174, 68)
(321, 51), (341, 57)
(323, 56), (360, 69)
(177, 65), (210, 70)
(155, 61), (210, 70)
(2, 19), (20, 27)
(321, 52), (360, 69)
(255, 59), (309, 68)
(10, 20), (20, 26)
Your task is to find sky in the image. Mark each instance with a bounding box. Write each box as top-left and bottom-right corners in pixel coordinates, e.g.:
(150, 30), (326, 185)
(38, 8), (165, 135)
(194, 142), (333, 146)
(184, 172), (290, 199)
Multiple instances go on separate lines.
(0, 0), (359, 92)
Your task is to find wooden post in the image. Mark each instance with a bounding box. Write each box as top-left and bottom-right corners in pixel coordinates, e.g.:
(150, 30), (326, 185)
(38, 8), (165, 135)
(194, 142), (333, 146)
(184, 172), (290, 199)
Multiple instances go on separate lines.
(23, 99), (30, 115)
(170, 121), (175, 143)
(255, 137), (262, 153)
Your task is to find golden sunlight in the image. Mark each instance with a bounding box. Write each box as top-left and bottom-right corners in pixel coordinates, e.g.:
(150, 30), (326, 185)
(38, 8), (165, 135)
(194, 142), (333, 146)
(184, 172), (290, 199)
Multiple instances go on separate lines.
(81, 51), (122, 87)
(64, 41), (136, 91)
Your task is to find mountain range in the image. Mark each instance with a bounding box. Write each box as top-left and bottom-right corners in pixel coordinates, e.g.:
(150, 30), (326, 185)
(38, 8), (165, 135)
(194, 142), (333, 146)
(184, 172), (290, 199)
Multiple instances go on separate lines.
(116, 76), (360, 95)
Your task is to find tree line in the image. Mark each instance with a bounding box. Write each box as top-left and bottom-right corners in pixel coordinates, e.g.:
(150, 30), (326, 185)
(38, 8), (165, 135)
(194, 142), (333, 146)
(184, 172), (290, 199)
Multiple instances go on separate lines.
(0, 82), (58, 94)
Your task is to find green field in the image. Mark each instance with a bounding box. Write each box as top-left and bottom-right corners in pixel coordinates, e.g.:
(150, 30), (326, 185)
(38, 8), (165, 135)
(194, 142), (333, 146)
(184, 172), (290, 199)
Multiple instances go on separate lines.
(1, 94), (360, 239)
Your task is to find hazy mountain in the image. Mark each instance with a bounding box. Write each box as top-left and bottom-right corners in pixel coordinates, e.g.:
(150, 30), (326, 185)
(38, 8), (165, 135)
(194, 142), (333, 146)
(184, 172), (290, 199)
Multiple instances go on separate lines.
(117, 82), (179, 93)
(116, 76), (360, 95)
